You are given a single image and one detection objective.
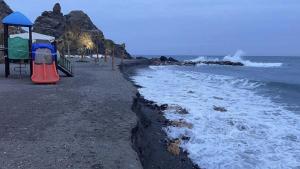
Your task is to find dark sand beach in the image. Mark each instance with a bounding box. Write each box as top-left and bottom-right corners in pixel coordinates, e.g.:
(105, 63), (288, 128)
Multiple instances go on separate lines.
(0, 59), (142, 169)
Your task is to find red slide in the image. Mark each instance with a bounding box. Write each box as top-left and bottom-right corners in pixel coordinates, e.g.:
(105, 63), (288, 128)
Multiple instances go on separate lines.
(31, 62), (60, 84)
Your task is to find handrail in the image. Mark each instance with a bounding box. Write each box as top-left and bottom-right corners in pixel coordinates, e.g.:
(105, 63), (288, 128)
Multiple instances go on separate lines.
(58, 55), (73, 75)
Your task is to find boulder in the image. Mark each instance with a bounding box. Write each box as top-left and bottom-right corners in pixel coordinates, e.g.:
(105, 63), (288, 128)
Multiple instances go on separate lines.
(160, 56), (168, 62)
(168, 57), (179, 62)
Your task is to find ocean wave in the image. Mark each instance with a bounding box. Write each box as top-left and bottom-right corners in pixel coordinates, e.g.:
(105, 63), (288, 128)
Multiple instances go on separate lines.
(132, 66), (300, 169)
(224, 50), (283, 68)
(190, 50), (283, 68)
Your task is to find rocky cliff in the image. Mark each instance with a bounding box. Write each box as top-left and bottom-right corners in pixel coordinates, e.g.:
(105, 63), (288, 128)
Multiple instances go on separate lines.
(0, 0), (13, 41)
(33, 3), (131, 58)
(0, 0), (12, 20)
(0, 1), (24, 34)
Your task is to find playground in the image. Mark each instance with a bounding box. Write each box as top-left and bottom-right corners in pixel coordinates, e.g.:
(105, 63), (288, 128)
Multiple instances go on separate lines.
(0, 12), (73, 84)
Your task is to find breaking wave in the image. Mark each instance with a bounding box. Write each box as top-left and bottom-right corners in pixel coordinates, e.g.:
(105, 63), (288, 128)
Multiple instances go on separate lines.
(190, 50), (283, 68)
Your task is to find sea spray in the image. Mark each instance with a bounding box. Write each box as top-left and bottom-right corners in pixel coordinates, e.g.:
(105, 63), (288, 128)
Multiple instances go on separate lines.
(190, 50), (283, 68)
(224, 50), (283, 68)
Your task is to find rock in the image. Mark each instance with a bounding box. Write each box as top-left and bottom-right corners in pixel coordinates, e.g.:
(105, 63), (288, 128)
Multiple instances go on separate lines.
(213, 96), (224, 100)
(0, 0), (11, 34)
(33, 5), (65, 38)
(178, 107), (189, 115)
(63, 10), (105, 54)
(135, 56), (148, 60)
(213, 106), (227, 112)
(181, 136), (191, 141)
(168, 105), (189, 115)
(160, 56), (168, 62)
(0, 0), (24, 41)
(167, 139), (181, 156)
(0, 0), (12, 20)
(169, 120), (193, 129)
(33, 3), (132, 58)
(183, 60), (243, 66)
(160, 104), (168, 110)
(53, 3), (62, 15)
(168, 57), (179, 62)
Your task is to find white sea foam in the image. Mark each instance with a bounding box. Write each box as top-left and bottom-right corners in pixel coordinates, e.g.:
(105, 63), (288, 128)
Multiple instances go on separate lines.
(132, 66), (300, 169)
(189, 56), (220, 62)
(190, 50), (283, 68)
(224, 50), (282, 68)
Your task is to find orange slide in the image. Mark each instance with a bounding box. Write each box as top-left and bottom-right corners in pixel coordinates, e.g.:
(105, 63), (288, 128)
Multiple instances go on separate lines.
(31, 62), (60, 84)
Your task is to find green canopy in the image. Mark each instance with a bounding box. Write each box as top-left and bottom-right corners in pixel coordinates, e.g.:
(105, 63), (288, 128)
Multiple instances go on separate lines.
(8, 37), (29, 59)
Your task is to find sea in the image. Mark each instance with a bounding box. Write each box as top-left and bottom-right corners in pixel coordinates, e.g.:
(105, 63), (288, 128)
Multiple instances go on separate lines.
(131, 50), (300, 169)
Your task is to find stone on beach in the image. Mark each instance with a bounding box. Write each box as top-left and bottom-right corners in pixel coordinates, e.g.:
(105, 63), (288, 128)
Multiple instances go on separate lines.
(167, 139), (181, 156)
(213, 105), (227, 112)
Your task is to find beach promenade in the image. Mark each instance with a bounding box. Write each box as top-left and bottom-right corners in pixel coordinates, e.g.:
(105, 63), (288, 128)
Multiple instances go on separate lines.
(0, 59), (142, 169)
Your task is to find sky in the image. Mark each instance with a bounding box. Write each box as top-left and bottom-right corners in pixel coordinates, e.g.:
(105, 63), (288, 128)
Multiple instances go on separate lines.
(5, 0), (300, 56)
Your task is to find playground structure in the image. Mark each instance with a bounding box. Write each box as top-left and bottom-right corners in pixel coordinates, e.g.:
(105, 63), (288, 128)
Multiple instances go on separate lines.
(1, 12), (73, 84)
(31, 43), (59, 84)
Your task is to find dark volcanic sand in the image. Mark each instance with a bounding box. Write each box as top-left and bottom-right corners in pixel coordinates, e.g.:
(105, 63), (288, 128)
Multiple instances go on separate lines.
(0, 59), (142, 169)
(121, 59), (200, 169)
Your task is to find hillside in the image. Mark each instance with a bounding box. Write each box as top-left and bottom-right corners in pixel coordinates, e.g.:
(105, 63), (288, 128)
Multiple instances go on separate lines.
(33, 3), (131, 58)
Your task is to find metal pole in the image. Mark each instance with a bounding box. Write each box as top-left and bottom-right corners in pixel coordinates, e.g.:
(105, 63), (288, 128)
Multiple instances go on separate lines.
(29, 26), (33, 76)
(4, 24), (9, 77)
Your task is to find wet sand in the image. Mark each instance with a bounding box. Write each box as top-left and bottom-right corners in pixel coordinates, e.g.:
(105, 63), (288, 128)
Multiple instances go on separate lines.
(0, 59), (142, 169)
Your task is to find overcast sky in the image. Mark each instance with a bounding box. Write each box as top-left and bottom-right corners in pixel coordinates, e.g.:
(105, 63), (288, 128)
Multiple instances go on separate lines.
(5, 0), (300, 56)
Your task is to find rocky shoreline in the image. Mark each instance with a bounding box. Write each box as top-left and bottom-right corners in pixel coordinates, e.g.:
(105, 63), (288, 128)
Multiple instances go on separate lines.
(120, 60), (200, 169)
(136, 55), (244, 66)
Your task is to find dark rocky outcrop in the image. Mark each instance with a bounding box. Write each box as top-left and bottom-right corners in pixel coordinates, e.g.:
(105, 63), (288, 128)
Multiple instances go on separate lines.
(141, 56), (244, 67)
(33, 3), (66, 38)
(160, 56), (168, 62)
(33, 3), (131, 58)
(0, 1), (13, 62)
(184, 60), (244, 66)
(0, 0), (13, 39)
(132, 93), (200, 169)
(0, 1), (26, 36)
(0, 0), (12, 21)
